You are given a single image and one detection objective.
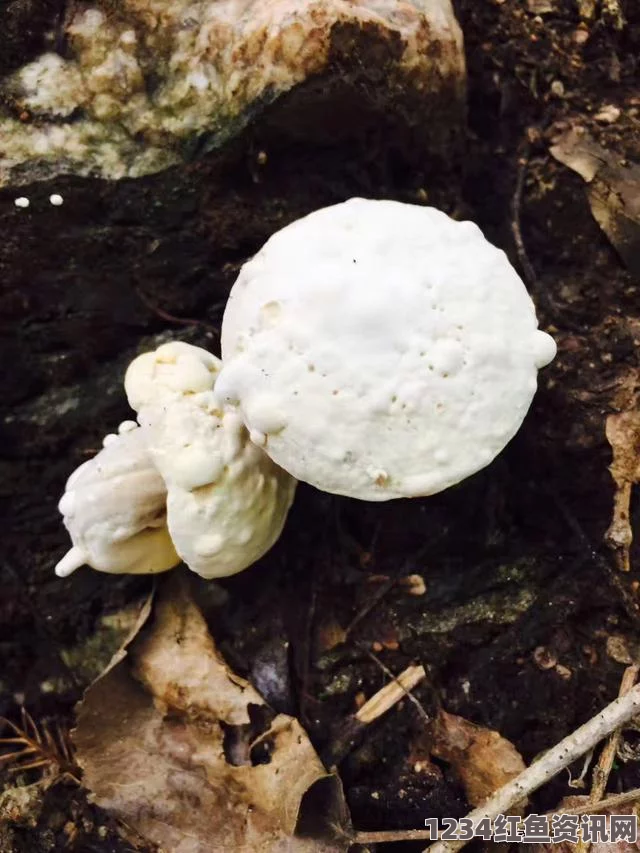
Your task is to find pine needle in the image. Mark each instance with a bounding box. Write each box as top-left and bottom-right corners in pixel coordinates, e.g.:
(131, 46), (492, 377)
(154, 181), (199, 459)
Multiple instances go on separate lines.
(0, 707), (79, 780)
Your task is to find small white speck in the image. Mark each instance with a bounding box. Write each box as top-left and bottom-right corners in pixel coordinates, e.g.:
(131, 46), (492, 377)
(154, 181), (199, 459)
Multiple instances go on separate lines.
(14, 197), (29, 208)
(49, 193), (64, 206)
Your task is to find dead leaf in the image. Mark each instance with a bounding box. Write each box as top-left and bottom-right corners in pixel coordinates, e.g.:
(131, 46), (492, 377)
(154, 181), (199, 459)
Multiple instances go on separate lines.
(315, 618), (347, 654)
(605, 411), (640, 571)
(606, 634), (640, 665)
(74, 575), (351, 853)
(550, 125), (640, 276)
(432, 710), (526, 808)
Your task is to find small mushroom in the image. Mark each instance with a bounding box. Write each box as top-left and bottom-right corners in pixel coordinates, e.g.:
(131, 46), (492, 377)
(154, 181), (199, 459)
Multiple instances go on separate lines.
(125, 341), (297, 579)
(125, 339), (222, 411)
(216, 197), (556, 500)
(55, 421), (179, 577)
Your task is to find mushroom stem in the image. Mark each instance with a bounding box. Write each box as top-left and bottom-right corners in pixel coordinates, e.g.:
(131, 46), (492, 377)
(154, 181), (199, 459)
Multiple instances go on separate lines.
(55, 546), (86, 577)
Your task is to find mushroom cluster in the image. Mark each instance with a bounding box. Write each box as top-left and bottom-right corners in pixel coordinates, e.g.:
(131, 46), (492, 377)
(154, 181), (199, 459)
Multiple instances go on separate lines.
(56, 341), (297, 579)
(55, 198), (556, 579)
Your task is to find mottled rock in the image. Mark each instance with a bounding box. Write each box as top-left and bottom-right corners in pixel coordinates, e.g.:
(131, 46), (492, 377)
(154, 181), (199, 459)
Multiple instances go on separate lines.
(0, 0), (465, 186)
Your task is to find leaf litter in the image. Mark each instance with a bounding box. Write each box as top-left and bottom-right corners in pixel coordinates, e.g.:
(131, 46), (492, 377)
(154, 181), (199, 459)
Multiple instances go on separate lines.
(72, 573), (549, 852)
(431, 710), (527, 809)
(550, 125), (640, 277)
(74, 573), (351, 853)
(604, 408), (640, 572)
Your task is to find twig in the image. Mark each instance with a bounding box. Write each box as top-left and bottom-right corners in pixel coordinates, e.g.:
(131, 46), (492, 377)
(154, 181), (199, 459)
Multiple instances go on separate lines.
(509, 142), (584, 330)
(299, 577), (317, 728)
(510, 145), (538, 292)
(350, 789), (640, 847)
(345, 543), (433, 639)
(364, 649), (430, 726)
(345, 577), (398, 638)
(323, 663), (426, 767)
(549, 489), (640, 625)
(355, 828), (439, 844)
(590, 664), (639, 802)
(355, 664), (426, 725)
(555, 787), (640, 817)
(135, 287), (222, 335)
(423, 683), (640, 853)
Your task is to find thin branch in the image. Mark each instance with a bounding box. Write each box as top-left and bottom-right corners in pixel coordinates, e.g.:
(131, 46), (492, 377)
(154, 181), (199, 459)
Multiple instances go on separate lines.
(590, 664), (639, 802)
(423, 683), (640, 853)
(510, 145), (538, 292)
(135, 286), (223, 335)
(556, 787), (640, 816)
(350, 789), (640, 847)
(355, 664), (426, 725)
(345, 577), (397, 638)
(323, 663), (426, 768)
(364, 649), (430, 726)
(549, 489), (640, 626)
(345, 543), (433, 639)
(299, 575), (318, 729)
(355, 828), (439, 844)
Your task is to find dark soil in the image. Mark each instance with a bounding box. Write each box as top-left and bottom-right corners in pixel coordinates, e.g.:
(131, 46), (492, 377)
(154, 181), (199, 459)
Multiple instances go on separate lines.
(1, 1), (640, 851)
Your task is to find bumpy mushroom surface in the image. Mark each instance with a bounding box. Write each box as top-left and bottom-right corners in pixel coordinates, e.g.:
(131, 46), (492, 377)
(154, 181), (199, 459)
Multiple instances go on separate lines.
(125, 341), (297, 579)
(55, 422), (179, 577)
(125, 339), (222, 411)
(216, 197), (557, 500)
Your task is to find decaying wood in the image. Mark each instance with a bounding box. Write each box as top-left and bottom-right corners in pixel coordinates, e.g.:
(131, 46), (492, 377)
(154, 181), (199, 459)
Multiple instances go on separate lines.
(604, 411), (640, 571)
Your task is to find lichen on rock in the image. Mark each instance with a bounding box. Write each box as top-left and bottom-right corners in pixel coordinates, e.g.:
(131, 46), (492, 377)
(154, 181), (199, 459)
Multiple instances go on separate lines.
(0, 0), (465, 186)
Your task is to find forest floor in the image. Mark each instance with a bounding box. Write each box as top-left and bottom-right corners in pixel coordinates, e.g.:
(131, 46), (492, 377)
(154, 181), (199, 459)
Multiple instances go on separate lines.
(1, 1), (640, 851)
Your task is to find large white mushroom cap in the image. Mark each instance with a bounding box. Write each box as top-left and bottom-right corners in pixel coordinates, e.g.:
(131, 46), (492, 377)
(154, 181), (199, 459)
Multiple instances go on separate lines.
(125, 341), (297, 579)
(55, 422), (179, 577)
(216, 197), (557, 501)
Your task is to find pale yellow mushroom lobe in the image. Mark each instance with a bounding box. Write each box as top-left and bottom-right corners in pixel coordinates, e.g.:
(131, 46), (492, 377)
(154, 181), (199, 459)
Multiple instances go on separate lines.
(55, 421), (179, 576)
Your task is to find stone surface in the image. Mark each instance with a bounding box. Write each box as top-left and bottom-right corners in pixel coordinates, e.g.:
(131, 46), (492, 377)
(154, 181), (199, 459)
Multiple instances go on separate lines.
(0, 0), (465, 186)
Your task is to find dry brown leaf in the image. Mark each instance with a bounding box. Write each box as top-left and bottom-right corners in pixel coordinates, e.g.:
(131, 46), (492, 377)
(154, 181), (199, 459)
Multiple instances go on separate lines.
(74, 575), (351, 853)
(550, 126), (640, 276)
(432, 710), (526, 808)
(605, 411), (640, 571)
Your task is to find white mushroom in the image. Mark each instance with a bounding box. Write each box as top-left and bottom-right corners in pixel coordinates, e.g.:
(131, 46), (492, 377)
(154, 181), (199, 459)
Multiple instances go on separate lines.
(55, 421), (179, 577)
(125, 341), (297, 579)
(216, 197), (557, 500)
(125, 339), (222, 411)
